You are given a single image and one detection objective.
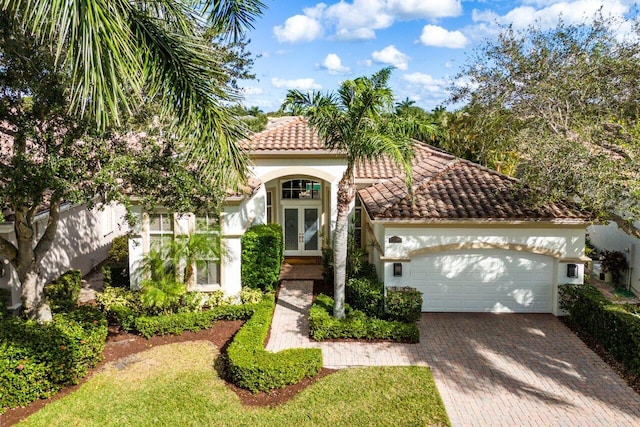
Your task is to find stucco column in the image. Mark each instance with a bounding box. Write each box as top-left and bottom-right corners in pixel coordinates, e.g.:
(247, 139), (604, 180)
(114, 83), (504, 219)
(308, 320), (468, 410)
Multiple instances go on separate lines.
(128, 206), (144, 290)
(221, 236), (242, 302)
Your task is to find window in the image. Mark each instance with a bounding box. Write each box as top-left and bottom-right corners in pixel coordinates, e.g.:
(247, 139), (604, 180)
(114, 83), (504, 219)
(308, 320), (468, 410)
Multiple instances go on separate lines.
(196, 260), (220, 285)
(195, 214), (220, 286)
(149, 213), (173, 250)
(195, 213), (217, 233)
(353, 198), (363, 247)
(266, 191), (273, 223)
(281, 179), (321, 200)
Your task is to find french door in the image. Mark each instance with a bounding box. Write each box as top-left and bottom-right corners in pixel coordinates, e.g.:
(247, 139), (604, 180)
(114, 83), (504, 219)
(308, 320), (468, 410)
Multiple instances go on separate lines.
(283, 206), (320, 256)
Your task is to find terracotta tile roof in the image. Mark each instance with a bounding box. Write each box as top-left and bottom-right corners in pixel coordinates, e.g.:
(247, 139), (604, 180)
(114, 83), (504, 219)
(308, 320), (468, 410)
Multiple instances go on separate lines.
(354, 143), (454, 181)
(246, 117), (328, 153)
(358, 145), (588, 222)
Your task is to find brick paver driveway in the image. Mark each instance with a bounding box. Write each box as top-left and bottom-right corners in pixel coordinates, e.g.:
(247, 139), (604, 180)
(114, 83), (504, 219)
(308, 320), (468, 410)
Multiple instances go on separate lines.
(267, 281), (640, 426)
(422, 313), (640, 427)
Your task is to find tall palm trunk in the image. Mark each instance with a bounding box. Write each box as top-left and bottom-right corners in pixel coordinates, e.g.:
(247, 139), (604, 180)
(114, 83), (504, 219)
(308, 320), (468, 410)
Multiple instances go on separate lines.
(333, 169), (356, 319)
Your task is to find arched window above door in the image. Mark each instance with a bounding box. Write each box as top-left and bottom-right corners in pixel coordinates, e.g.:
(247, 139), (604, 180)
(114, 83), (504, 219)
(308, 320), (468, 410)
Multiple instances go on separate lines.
(281, 179), (322, 200)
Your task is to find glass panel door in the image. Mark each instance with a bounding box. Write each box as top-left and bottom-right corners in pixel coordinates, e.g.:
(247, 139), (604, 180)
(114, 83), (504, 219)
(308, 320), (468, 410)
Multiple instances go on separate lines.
(284, 208), (299, 251)
(303, 208), (319, 251)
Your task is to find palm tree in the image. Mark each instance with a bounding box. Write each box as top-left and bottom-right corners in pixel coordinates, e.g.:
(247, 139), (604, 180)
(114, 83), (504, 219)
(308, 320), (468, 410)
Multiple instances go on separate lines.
(1, 0), (265, 187)
(281, 68), (428, 319)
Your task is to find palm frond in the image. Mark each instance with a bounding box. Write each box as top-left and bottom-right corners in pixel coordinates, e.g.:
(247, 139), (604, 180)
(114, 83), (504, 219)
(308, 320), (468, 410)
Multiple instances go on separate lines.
(204, 0), (266, 42)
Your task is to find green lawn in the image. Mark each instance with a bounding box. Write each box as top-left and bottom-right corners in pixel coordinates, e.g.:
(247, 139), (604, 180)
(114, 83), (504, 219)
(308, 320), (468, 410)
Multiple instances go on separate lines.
(20, 341), (450, 427)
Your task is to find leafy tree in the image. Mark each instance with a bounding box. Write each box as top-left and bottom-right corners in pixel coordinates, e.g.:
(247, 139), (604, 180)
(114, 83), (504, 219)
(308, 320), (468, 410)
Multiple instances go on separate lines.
(432, 106), (519, 176)
(230, 104), (268, 133)
(0, 1), (263, 321)
(281, 68), (430, 318)
(394, 100), (440, 143)
(450, 16), (640, 235)
(2, 0), (265, 183)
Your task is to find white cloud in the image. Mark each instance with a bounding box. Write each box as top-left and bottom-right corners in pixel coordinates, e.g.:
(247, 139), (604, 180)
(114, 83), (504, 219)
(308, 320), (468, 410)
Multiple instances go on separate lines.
(400, 72), (449, 109)
(241, 86), (263, 96)
(403, 72), (444, 87)
(387, 0), (463, 19)
(472, 0), (632, 30)
(276, 0), (464, 42)
(321, 53), (351, 74)
(273, 15), (323, 43)
(271, 78), (322, 91)
(419, 25), (468, 48)
(325, 0), (393, 40)
(372, 45), (410, 70)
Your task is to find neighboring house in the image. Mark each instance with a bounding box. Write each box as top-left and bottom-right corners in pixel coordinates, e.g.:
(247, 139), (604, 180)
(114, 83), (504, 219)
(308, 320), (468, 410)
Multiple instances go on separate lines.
(588, 221), (639, 294)
(0, 202), (128, 308)
(129, 117), (590, 315)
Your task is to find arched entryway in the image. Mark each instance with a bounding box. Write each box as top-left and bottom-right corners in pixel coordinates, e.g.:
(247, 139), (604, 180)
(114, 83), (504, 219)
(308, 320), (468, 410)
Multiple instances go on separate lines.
(263, 175), (331, 258)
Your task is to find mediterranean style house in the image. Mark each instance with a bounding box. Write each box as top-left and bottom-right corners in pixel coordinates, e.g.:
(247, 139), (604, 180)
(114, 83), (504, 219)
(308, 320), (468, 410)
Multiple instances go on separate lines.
(126, 116), (589, 315)
(1, 116), (591, 314)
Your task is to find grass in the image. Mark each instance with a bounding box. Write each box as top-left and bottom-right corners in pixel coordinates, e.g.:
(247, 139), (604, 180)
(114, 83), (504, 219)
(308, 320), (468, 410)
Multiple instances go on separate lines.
(20, 341), (450, 427)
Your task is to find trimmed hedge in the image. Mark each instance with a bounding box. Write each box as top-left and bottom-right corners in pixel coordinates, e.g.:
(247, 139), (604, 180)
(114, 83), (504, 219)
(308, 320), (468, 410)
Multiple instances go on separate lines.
(346, 277), (385, 318)
(386, 287), (423, 323)
(241, 224), (284, 291)
(309, 294), (419, 343)
(346, 278), (423, 323)
(43, 270), (82, 312)
(560, 284), (640, 375)
(133, 304), (257, 339)
(0, 306), (107, 413)
(227, 294), (323, 392)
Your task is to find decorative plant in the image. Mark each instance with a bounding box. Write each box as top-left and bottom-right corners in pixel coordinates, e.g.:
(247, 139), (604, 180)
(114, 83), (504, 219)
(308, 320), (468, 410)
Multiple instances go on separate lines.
(600, 250), (629, 286)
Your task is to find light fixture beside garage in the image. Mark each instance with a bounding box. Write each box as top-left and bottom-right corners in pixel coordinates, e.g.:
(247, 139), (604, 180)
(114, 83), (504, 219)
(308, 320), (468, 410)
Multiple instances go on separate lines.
(566, 263), (578, 278)
(393, 263), (403, 277)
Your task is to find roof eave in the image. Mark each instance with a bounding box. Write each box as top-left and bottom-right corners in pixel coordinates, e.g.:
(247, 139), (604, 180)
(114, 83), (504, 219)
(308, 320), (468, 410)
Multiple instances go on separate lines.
(368, 217), (590, 226)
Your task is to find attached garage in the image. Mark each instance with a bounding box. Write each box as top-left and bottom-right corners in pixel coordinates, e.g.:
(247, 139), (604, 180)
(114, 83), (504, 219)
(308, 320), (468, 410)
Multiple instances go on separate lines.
(357, 144), (590, 316)
(410, 250), (554, 313)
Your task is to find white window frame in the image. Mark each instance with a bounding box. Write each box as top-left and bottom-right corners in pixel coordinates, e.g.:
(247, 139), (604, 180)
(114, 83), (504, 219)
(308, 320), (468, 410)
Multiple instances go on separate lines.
(194, 213), (220, 287)
(149, 213), (174, 251)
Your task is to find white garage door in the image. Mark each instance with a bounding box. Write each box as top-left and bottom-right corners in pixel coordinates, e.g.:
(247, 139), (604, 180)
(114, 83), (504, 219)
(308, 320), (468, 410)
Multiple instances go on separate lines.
(410, 250), (553, 313)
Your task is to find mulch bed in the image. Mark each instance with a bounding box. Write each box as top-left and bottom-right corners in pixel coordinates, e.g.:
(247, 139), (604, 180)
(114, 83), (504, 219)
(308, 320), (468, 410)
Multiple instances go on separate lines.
(560, 317), (640, 394)
(1, 320), (335, 427)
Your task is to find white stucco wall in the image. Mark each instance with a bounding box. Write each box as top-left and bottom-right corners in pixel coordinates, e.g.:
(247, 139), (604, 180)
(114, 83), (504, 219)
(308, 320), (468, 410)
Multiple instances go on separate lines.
(1, 202), (128, 307)
(373, 223), (586, 315)
(588, 221), (639, 294)
(251, 157), (347, 185)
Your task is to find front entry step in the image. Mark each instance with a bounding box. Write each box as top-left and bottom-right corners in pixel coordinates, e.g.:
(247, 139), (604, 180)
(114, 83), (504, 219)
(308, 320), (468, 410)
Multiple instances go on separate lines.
(280, 263), (323, 281)
(284, 256), (321, 265)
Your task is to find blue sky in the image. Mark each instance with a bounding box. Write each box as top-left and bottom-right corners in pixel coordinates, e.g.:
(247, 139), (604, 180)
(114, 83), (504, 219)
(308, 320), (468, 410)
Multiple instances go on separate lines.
(239, 1), (638, 113)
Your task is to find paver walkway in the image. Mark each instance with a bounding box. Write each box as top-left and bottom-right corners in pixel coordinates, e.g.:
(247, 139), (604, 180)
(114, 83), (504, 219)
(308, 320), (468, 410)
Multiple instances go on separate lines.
(267, 280), (640, 427)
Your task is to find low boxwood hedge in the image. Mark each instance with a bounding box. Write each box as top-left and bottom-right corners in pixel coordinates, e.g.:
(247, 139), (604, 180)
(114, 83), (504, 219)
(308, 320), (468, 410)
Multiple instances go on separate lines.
(0, 306), (107, 413)
(226, 294), (323, 392)
(560, 284), (640, 375)
(309, 294), (419, 343)
(133, 304), (257, 339)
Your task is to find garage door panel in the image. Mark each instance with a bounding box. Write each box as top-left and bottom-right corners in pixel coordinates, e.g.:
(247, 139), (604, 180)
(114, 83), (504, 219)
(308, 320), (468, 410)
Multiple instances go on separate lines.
(411, 250), (553, 313)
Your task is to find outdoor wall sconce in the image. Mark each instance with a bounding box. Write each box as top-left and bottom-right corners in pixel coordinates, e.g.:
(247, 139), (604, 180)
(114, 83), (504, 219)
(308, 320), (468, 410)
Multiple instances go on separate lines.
(393, 263), (403, 277)
(566, 263), (578, 278)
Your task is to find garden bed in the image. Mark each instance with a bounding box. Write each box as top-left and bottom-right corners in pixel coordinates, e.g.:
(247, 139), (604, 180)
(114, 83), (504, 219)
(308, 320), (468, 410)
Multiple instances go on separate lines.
(0, 320), (335, 426)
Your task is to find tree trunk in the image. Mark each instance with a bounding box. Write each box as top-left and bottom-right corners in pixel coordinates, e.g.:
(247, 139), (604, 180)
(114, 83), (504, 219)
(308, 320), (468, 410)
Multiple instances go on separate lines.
(11, 198), (61, 322)
(333, 170), (356, 319)
(20, 266), (52, 322)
